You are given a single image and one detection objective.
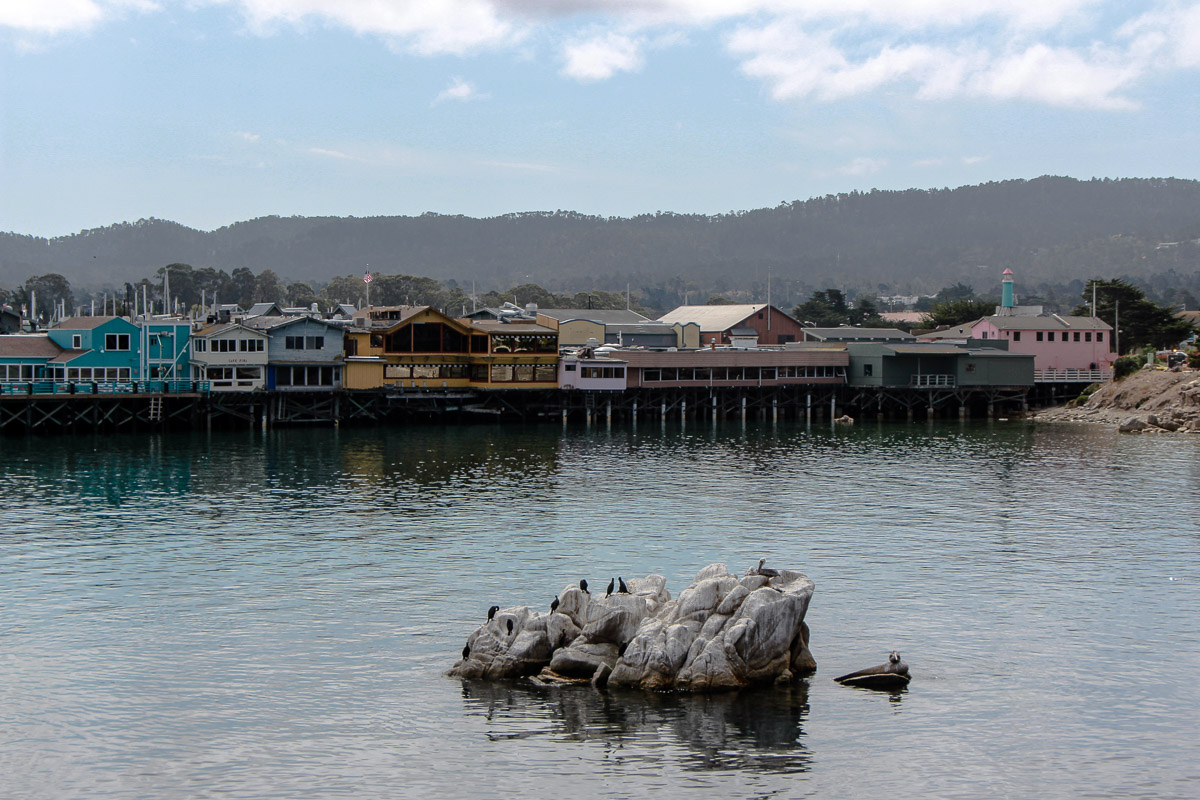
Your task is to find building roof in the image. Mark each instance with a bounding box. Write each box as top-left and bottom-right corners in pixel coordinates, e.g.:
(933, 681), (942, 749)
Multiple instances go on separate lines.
(52, 315), (120, 331)
(469, 321), (557, 335)
(984, 314), (1111, 331)
(193, 322), (267, 338)
(48, 349), (87, 364)
(804, 327), (915, 341)
(657, 304), (797, 331)
(917, 322), (977, 340)
(0, 334), (62, 359)
(537, 308), (650, 324)
(246, 302), (285, 317)
(608, 323), (678, 335)
(241, 315), (338, 332)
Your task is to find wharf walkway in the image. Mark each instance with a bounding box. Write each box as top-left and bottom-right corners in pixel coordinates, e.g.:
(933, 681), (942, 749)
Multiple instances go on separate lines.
(0, 380), (1046, 435)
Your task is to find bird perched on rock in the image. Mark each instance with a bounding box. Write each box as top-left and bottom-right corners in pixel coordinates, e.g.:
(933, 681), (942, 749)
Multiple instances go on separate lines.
(551, 597), (560, 612)
(605, 578), (615, 597)
(506, 619), (514, 634)
(618, 577), (629, 594)
(579, 579), (589, 594)
(755, 558), (780, 578)
(462, 644), (470, 660)
(487, 605), (500, 620)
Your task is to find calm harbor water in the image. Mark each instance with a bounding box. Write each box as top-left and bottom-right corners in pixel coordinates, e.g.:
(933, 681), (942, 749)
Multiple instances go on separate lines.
(2, 420), (1198, 799)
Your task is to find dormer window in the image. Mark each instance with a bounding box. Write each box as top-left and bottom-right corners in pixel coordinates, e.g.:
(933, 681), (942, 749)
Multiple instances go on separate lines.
(72, 334), (81, 349)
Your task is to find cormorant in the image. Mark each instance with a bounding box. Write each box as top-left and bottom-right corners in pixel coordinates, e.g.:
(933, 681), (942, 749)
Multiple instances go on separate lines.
(462, 644), (470, 660)
(618, 577), (629, 594)
(551, 597), (560, 612)
(487, 605), (500, 620)
(506, 619), (514, 634)
(755, 558), (780, 578)
(605, 578), (615, 597)
(579, 579), (589, 594)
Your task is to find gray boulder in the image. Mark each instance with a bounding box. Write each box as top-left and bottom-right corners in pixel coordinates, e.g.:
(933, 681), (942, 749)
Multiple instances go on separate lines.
(451, 565), (816, 693)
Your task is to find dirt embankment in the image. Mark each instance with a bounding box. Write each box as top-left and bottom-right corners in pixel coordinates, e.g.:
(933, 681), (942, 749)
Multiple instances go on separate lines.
(1032, 367), (1200, 433)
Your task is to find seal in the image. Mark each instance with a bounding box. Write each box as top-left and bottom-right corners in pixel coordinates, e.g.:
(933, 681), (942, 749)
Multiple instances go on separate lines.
(834, 651), (910, 690)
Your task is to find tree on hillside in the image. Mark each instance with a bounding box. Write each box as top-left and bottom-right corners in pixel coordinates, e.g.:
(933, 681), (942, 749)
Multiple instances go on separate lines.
(156, 263), (198, 309)
(254, 269), (285, 305)
(920, 299), (994, 328)
(22, 274), (73, 320)
(287, 282), (320, 308)
(320, 275), (367, 308)
(228, 267), (258, 308)
(707, 296), (737, 305)
(793, 289), (850, 327)
(1073, 279), (1195, 352)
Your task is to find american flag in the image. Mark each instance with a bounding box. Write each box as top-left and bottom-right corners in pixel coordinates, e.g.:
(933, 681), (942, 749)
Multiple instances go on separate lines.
(363, 272), (373, 284)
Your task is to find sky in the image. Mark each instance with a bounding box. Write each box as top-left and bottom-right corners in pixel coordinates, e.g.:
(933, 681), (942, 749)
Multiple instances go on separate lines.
(3, 0), (1200, 237)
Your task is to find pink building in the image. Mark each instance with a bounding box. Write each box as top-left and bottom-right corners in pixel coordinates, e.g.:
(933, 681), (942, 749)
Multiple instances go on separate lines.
(920, 269), (1116, 381)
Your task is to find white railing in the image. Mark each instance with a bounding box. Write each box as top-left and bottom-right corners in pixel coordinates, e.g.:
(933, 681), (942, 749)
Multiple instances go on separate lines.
(1034, 369), (1112, 383)
(911, 374), (955, 387)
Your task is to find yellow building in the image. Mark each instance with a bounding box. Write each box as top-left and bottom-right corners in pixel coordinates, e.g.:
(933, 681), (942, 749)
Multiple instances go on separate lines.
(342, 307), (558, 391)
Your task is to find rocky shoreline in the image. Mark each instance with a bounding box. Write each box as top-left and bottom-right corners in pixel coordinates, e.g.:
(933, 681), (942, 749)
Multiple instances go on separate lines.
(1031, 367), (1200, 433)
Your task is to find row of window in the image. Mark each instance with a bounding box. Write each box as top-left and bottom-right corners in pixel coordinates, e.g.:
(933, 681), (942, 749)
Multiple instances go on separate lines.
(67, 367), (132, 381)
(0, 364), (37, 381)
(200, 367), (262, 381)
(276, 366), (341, 387)
(581, 367), (626, 379)
(385, 364), (470, 380)
(285, 336), (325, 350)
(641, 365), (844, 381)
(997, 330), (1104, 342)
(194, 338), (264, 353)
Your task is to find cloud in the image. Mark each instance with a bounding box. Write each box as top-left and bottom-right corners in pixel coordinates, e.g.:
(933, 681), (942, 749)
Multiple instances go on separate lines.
(215, 0), (518, 56)
(235, 131), (261, 142)
(836, 157), (887, 176)
(561, 31), (643, 81)
(434, 76), (480, 103)
(8, 0), (1200, 112)
(0, 0), (142, 35)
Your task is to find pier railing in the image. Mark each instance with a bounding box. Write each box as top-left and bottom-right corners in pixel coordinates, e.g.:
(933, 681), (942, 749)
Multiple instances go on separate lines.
(0, 380), (211, 396)
(1033, 369), (1112, 383)
(910, 374), (955, 387)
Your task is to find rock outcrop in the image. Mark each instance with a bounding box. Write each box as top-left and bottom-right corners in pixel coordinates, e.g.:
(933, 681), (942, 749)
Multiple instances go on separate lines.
(1033, 369), (1200, 433)
(448, 563), (816, 692)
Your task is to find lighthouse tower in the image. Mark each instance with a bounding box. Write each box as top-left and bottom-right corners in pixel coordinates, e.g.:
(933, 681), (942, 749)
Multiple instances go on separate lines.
(999, 268), (1015, 315)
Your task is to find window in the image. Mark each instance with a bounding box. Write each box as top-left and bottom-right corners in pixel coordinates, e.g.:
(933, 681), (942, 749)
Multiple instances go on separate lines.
(1047, 332), (1054, 341)
(72, 335), (82, 349)
(965, 363), (977, 373)
(565, 363), (577, 372)
(1085, 332), (1092, 342)
(344, 339), (358, 356)
(863, 364), (873, 377)
(385, 365), (412, 379)
(239, 339), (263, 352)
(1036, 331), (1044, 341)
(1013, 331), (1021, 342)
(194, 339), (207, 352)
(1074, 332), (1081, 342)
(1097, 332), (1104, 342)
(104, 333), (130, 351)
(981, 331), (988, 339)
(307, 336), (324, 350)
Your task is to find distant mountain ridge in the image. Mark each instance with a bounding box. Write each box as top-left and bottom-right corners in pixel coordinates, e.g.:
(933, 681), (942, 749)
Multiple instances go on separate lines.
(3, 176), (1200, 295)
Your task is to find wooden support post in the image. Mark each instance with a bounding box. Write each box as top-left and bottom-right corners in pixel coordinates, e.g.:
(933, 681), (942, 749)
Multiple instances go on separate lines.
(806, 392), (811, 423)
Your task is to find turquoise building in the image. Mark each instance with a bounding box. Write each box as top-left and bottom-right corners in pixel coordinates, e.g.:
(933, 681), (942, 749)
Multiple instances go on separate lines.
(46, 316), (142, 382)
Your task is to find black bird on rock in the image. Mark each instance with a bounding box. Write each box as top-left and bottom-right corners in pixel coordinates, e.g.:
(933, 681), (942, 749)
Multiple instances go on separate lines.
(487, 605), (500, 620)
(462, 644), (470, 660)
(618, 577), (629, 594)
(579, 579), (589, 594)
(605, 578), (615, 597)
(506, 619), (514, 634)
(551, 597), (560, 613)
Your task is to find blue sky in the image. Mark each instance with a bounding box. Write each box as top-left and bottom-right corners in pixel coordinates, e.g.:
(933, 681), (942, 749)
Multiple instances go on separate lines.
(3, 0), (1200, 237)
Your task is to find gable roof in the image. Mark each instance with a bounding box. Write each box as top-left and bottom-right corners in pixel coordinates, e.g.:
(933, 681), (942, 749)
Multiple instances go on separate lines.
(984, 314), (1111, 331)
(658, 304), (798, 331)
(0, 334), (63, 359)
(52, 315), (124, 331)
(537, 308), (649, 324)
(241, 315), (338, 332)
(804, 327), (915, 342)
(246, 302), (285, 317)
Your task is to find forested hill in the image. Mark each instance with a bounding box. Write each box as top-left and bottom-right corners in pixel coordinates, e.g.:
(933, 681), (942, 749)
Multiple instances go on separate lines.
(4, 176), (1200, 296)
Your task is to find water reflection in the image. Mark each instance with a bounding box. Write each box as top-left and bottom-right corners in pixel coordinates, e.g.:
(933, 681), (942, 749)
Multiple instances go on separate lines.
(460, 680), (812, 774)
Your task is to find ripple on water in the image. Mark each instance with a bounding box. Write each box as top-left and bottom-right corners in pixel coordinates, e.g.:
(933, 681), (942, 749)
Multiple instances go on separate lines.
(1, 422), (1198, 799)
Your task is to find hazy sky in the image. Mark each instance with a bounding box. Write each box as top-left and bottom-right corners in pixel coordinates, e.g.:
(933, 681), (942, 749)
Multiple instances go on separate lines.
(3, 0), (1200, 237)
